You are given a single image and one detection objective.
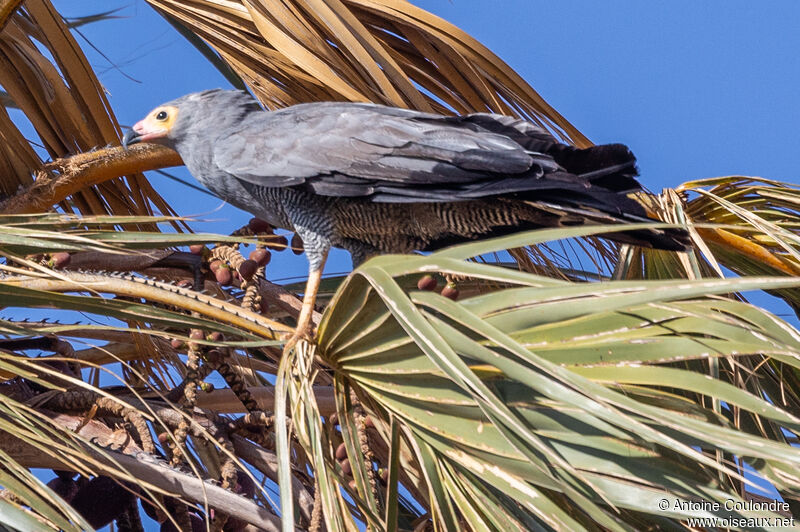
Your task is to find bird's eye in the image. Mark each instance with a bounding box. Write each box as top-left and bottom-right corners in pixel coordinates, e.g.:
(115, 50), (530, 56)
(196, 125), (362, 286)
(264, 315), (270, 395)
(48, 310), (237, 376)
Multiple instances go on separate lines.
(155, 111), (168, 121)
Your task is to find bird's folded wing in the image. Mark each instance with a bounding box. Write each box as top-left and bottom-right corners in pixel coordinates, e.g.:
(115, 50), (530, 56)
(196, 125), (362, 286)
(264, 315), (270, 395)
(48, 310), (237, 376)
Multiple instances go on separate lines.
(211, 103), (566, 201)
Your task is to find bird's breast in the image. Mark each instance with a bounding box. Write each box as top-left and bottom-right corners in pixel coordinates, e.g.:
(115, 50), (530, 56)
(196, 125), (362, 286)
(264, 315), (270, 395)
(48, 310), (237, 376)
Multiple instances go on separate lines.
(198, 171), (295, 230)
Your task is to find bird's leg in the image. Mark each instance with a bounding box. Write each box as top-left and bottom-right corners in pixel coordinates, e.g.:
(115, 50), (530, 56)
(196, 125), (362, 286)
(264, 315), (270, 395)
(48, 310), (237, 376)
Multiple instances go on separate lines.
(283, 248), (328, 356)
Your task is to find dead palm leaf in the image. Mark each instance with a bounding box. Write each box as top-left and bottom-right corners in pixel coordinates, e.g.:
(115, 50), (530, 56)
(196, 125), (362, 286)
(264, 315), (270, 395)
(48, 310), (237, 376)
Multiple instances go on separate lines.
(146, 0), (589, 146)
(0, 0), (178, 225)
(631, 178), (800, 313)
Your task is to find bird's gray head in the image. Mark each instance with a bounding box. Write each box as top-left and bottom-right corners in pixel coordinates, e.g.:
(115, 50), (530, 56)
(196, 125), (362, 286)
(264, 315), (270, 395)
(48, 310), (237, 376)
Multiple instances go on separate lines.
(122, 89), (262, 151)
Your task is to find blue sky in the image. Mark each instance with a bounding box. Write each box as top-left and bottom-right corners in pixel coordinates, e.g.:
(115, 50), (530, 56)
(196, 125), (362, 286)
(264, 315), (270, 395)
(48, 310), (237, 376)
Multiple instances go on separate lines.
(25, 0), (800, 528)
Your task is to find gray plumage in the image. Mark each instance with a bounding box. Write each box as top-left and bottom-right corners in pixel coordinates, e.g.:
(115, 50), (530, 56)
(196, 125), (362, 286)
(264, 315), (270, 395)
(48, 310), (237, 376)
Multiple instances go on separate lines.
(126, 89), (688, 270)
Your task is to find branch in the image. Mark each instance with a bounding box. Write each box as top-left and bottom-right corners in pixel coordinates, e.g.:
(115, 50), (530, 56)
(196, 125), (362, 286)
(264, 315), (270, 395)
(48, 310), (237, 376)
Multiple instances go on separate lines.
(70, 342), (276, 375)
(107, 449), (284, 532)
(0, 411), (142, 469)
(1, 411), (286, 531)
(0, 145), (182, 214)
(2, 271), (292, 337)
(66, 251), (318, 323)
(64, 249), (176, 272)
(258, 277), (323, 324)
(195, 386), (336, 415)
(231, 435), (315, 523)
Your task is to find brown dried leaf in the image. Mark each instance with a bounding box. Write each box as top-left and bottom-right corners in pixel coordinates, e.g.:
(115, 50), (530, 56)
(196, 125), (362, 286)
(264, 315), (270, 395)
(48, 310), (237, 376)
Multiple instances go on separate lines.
(146, 0), (590, 145)
(0, 0), (180, 225)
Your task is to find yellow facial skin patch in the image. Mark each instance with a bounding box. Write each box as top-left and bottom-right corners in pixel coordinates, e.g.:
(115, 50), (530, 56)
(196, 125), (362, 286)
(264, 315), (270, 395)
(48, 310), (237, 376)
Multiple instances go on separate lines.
(133, 105), (179, 141)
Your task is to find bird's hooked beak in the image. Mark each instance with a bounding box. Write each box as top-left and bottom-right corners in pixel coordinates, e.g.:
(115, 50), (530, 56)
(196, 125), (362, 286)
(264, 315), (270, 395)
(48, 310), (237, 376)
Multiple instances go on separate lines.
(121, 124), (143, 149)
(122, 119), (167, 149)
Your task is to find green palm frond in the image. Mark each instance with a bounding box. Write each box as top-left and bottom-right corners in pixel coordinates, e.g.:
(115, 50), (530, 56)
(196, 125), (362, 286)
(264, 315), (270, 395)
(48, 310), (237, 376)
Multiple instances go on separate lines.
(272, 226), (800, 530)
(0, 216), (797, 529)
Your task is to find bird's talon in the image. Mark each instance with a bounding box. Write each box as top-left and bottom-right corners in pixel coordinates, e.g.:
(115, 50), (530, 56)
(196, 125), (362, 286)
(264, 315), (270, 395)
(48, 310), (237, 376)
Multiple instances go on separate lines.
(282, 327), (314, 356)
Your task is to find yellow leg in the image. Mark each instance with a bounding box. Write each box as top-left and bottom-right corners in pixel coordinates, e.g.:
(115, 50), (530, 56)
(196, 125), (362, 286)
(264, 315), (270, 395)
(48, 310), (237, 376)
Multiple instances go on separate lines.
(283, 263), (324, 355)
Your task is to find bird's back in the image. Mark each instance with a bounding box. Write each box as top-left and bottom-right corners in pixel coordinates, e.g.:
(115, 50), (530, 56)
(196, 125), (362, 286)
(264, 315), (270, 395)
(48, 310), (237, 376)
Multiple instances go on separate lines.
(157, 91), (688, 255)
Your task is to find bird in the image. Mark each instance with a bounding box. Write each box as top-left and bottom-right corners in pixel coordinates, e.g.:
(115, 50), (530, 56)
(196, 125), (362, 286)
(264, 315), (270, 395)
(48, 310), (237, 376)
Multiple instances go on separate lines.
(123, 89), (688, 351)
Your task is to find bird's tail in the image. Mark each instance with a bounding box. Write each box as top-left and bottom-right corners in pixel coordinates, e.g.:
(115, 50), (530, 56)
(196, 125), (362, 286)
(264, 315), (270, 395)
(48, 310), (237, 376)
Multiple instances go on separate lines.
(524, 143), (689, 251)
(545, 143), (641, 193)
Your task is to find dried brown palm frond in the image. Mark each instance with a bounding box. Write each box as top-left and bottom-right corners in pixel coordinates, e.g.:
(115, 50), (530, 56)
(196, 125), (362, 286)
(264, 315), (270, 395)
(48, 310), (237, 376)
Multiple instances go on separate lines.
(0, 1), (24, 29)
(0, 215), (301, 531)
(0, 0), (178, 226)
(146, 0), (590, 146)
(626, 178), (800, 313)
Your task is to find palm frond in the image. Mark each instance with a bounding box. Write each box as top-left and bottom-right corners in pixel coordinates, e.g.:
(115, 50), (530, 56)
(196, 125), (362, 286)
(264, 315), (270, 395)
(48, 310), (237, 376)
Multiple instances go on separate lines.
(0, 0), (178, 224)
(145, 0), (588, 146)
(636, 178), (800, 312)
(295, 226), (800, 530)
(0, 215), (306, 529)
